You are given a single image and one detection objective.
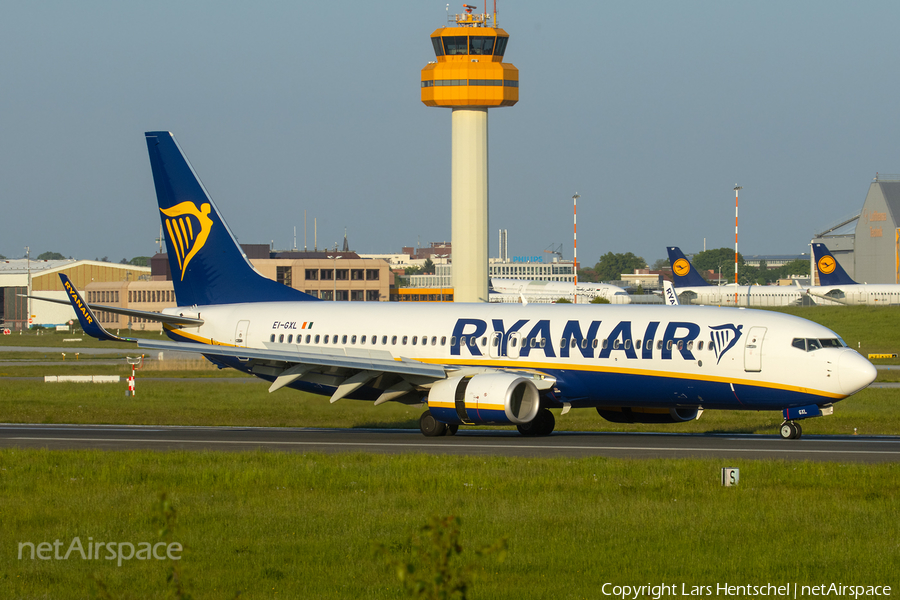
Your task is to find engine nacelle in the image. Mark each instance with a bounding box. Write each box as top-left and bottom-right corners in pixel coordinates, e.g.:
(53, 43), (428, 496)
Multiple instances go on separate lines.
(427, 373), (541, 426)
(596, 406), (703, 424)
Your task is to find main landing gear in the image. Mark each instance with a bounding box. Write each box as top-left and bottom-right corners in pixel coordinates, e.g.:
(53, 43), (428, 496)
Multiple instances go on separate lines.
(780, 421), (802, 440)
(419, 411), (458, 437)
(516, 408), (555, 437)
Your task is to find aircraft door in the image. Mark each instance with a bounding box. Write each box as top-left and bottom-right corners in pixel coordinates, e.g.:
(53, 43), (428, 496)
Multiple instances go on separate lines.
(235, 320), (250, 347)
(488, 332), (502, 358)
(743, 326), (766, 372)
(507, 331), (521, 359)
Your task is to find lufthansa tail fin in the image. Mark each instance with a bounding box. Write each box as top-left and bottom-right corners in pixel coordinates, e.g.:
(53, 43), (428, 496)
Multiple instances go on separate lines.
(145, 132), (319, 306)
(811, 243), (857, 286)
(666, 247), (712, 288)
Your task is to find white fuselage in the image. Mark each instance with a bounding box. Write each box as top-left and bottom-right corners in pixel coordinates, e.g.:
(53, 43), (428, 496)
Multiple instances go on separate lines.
(674, 284), (836, 307)
(490, 279), (631, 304)
(807, 283), (900, 306)
(164, 301), (874, 411)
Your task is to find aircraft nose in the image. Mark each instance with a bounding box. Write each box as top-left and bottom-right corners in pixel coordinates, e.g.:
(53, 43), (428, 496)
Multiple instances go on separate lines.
(838, 351), (877, 395)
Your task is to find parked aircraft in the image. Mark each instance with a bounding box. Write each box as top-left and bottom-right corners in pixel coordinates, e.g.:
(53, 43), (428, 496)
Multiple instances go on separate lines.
(666, 247), (818, 307)
(489, 279), (631, 304)
(38, 133), (877, 439)
(808, 243), (900, 305)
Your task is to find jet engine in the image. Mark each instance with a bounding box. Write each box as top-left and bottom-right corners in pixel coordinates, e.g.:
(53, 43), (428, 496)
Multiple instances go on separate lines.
(596, 406), (703, 424)
(426, 373), (541, 426)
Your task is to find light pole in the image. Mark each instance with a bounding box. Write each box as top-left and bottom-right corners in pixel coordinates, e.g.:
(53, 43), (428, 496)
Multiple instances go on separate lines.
(25, 246), (31, 330)
(327, 255), (342, 301)
(572, 193), (580, 303)
(733, 185), (742, 306)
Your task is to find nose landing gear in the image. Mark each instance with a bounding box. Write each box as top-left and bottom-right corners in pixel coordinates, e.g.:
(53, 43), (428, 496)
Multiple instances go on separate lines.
(779, 420), (803, 440)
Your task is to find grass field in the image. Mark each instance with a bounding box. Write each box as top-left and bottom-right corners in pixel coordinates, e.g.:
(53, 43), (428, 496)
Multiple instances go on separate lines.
(3, 450), (898, 599)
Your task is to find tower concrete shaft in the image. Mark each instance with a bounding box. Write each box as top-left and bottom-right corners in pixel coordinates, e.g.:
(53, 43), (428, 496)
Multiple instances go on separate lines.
(452, 108), (489, 301)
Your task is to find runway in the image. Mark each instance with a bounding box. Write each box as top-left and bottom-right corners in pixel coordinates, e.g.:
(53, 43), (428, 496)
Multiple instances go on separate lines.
(1, 424), (898, 462)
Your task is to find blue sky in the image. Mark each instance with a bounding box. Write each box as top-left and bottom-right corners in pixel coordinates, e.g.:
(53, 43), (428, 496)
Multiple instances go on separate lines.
(2, 1), (898, 267)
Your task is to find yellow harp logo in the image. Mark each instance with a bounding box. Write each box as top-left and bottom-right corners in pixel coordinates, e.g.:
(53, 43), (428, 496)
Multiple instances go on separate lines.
(817, 255), (836, 275)
(673, 258), (691, 277)
(160, 202), (213, 281)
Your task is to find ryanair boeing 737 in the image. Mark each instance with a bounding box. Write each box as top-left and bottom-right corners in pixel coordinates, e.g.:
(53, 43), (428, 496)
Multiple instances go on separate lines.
(38, 133), (877, 440)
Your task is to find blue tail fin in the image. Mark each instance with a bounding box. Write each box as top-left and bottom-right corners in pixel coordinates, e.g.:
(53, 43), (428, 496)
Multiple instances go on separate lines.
(812, 243), (857, 286)
(666, 247), (712, 287)
(145, 132), (319, 305)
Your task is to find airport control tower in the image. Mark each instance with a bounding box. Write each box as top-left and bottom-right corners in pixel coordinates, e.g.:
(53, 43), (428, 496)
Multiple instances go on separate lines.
(421, 4), (518, 302)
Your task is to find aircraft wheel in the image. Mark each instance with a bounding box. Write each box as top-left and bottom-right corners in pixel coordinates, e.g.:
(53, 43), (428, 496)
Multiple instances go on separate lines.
(444, 424), (459, 436)
(779, 422), (794, 440)
(517, 408), (555, 437)
(419, 411), (447, 437)
(793, 422), (802, 439)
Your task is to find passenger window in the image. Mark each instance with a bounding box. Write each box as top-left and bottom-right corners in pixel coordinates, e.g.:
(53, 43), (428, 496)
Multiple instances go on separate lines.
(560, 337), (567, 348)
(412, 336), (417, 345)
(592, 339), (598, 349)
(460, 336), (466, 346)
(657, 340), (664, 350)
(677, 341), (683, 350)
(540, 339), (546, 348)
(625, 340), (632, 349)
(287, 335), (293, 343)
(402, 336), (408, 345)
(382, 335), (388, 345)
(698, 341), (704, 351)
(270, 334), (276, 342)
(352, 335), (357, 344)
(391, 336), (397, 345)
(636, 340), (642, 350)
(306, 335), (311, 343)
(687, 341), (693, 350)
(667, 341), (673, 350)
(441, 336), (447, 345)
(469, 337), (476, 347)
(314, 335), (320, 343)
(431, 336), (437, 345)
(279, 334), (284, 343)
(511, 338), (517, 347)
(323, 335), (328, 344)
(602, 339), (608, 349)
(571, 339), (577, 349)
(481, 337), (487, 346)
(493, 336), (500, 347)
(360, 335), (365, 344)
(581, 339), (588, 349)
(342, 335), (348, 344)
(613, 340), (620, 349)
(450, 336), (456, 346)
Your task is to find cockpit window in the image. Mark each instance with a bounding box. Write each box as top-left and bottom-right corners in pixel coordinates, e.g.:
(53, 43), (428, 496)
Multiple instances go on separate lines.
(792, 337), (846, 352)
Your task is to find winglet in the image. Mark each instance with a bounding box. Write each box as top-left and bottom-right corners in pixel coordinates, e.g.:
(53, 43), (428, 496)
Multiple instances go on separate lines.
(663, 280), (680, 305)
(666, 247), (712, 287)
(811, 243), (857, 286)
(59, 274), (136, 343)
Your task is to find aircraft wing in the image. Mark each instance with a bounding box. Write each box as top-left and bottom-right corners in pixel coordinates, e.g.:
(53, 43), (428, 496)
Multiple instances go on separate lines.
(806, 288), (851, 305)
(24, 294), (204, 327)
(54, 273), (553, 405)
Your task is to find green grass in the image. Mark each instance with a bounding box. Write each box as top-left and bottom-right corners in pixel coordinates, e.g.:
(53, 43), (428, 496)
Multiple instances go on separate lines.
(2, 450), (898, 599)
